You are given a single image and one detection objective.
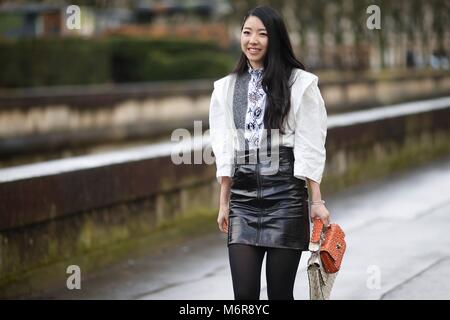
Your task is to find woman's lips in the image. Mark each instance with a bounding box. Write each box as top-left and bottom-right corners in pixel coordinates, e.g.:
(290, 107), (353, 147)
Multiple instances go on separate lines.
(248, 48), (261, 54)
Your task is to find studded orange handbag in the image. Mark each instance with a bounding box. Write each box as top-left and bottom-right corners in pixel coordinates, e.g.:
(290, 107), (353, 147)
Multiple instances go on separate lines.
(310, 219), (346, 273)
(308, 218), (345, 299)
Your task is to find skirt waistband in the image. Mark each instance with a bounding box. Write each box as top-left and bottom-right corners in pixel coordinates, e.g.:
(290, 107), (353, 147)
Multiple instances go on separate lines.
(234, 146), (294, 164)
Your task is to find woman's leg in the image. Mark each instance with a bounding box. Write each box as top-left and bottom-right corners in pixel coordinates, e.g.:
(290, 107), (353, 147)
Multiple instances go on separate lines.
(265, 247), (302, 300)
(228, 244), (266, 300)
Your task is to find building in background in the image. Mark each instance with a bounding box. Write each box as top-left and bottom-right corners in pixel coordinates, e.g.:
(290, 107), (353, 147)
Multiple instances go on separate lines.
(0, 0), (448, 71)
(0, 3), (62, 38)
(0, 0), (232, 44)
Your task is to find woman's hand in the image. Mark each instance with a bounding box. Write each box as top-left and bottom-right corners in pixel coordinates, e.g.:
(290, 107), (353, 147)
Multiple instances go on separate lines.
(218, 176), (232, 233)
(310, 203), (331, 227)
(306, 178), (330, 226)
(217, 206), (229, 233)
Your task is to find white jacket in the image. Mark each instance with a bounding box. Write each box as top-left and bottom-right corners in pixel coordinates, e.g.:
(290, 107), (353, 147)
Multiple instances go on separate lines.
(209, 68), (327, 184)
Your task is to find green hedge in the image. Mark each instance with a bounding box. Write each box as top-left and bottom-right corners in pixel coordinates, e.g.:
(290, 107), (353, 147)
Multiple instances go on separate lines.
(0, 38), (110, 87)
(0, 37), (234, 88)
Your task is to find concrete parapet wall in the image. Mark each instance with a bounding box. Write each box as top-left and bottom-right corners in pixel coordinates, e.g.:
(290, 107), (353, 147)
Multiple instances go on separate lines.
(1, 70), (449, 161)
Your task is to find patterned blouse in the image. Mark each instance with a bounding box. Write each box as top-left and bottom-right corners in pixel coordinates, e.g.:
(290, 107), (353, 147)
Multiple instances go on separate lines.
(245, 61), (266, 149)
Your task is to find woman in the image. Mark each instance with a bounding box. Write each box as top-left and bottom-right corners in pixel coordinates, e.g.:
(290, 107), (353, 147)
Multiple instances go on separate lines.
(209, 5), (330, 300)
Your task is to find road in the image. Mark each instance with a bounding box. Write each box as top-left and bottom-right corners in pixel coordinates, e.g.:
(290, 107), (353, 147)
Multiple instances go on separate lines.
(40, 154), (450, 300)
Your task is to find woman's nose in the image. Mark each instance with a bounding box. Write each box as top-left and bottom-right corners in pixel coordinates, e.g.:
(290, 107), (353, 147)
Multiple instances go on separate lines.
(250, 35), (258, 44)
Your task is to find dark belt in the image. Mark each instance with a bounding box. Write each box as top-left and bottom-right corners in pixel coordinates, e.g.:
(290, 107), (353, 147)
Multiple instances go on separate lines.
(234, 145), (294, 165)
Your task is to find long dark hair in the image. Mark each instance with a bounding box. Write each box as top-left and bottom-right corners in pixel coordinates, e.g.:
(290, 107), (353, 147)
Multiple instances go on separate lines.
(232, 5), (306, 134)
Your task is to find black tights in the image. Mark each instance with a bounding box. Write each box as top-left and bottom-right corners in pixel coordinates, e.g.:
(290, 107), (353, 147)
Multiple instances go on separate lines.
(228, 244), (302, 300)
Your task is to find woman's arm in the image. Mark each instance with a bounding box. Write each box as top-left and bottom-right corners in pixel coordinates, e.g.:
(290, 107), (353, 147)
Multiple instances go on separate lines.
(217, 177), (232, 233)
(293, 75), (330, 226)
(306, 178), (330, 226)
(209, 86), (235, 184)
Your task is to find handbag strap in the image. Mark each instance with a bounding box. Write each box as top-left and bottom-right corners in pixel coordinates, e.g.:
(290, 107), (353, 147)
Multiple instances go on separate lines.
(311, 219), (324, 244)
(309, 219), (324, 252)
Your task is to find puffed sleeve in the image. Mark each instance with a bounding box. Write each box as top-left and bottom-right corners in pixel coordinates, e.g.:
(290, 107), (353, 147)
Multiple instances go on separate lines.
(209, 86), (235, 184)
(293, 77), (327, 184)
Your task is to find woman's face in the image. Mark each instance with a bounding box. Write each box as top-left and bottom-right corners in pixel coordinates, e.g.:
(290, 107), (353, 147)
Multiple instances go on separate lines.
(241, 15), (268, 70)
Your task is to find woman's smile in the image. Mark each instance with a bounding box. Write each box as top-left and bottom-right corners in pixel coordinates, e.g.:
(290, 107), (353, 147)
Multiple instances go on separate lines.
(248, 47), (262, 54)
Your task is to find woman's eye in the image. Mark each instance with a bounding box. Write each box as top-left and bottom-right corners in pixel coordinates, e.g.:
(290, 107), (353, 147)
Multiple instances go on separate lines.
(260, 33), (267, 36)
(243, 31), (250, 35)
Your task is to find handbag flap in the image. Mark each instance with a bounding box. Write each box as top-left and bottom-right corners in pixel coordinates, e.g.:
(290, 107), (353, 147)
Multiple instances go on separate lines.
(320, 224), (346, 262)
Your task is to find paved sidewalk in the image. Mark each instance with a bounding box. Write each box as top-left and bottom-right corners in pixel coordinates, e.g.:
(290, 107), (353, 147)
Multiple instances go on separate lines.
(40, 155), (450, 300)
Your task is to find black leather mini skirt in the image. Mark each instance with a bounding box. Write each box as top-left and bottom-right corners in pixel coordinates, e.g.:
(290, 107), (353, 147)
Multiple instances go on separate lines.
(228, 146), (310, 251)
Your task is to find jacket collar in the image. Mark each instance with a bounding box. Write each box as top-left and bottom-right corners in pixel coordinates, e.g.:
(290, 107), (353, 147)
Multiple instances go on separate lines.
(246, 60), (264, 77)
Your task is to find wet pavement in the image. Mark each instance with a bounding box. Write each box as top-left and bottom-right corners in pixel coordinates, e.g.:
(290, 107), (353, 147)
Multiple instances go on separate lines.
(40, 154), (450, 300)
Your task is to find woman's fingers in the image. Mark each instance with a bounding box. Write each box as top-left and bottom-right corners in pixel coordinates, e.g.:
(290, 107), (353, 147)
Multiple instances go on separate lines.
(217, 216), (223, 232)
(310, 210), (317, 223)
(217, 216), (229, 233)
(322, 211), (331, 227)
(223, 219), (228, 233)
(310, 207), (331, 227)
